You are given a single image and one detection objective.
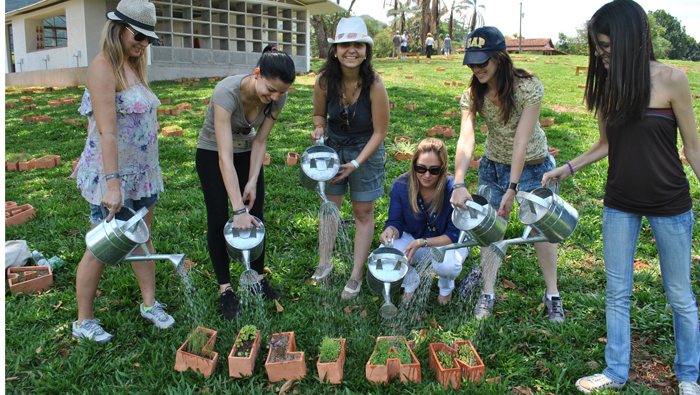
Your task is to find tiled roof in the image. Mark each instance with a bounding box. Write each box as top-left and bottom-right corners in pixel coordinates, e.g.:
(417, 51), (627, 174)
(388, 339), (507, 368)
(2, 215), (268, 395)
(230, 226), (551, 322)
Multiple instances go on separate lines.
(505, 38), (554, 49)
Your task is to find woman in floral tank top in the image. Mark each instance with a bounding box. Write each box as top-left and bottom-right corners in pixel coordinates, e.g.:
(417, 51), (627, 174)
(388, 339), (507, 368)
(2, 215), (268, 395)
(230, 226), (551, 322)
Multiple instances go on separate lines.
(69, 0), (174, 344)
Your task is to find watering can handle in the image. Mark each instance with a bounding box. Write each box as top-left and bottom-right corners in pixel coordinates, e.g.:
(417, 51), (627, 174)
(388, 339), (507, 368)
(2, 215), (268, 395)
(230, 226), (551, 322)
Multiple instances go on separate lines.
(516, 191), (550, 208)
(545, 178), (560, 194)
(315, 136), (325, 146)
(120, 207), (149, 232)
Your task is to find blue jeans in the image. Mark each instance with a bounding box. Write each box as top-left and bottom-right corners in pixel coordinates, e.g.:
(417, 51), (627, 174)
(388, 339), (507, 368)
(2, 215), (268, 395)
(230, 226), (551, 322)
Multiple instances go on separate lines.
(89, 194), (159, 226)
(324, 137), (386, 202)
(602, 207), (699, 383)
(478, 154), (554, 208)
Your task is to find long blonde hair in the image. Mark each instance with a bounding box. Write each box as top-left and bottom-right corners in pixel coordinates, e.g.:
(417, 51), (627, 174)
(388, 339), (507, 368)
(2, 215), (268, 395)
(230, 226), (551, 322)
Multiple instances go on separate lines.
(99, 21), (149, 91)
(408, 138), (449, 217)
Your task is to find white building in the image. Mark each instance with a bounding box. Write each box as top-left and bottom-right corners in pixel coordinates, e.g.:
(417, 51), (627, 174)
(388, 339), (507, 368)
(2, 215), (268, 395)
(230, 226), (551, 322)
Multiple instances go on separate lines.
(5, 0), (344, 86)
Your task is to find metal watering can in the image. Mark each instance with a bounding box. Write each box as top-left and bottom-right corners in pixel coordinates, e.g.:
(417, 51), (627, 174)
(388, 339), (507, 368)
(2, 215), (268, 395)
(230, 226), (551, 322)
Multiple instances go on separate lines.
(223, 216), (265, 287)
(366, 240), (409, 319)
(490, 182), (579, 260)
(299, 137), (340, 206)
(85, 207), (186, 272)
(430, 192), (507, 263)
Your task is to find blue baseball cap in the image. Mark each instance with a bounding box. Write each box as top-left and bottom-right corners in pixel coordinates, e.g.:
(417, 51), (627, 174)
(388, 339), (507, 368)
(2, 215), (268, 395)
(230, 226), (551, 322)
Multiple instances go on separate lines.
(462, 26), (506, 65)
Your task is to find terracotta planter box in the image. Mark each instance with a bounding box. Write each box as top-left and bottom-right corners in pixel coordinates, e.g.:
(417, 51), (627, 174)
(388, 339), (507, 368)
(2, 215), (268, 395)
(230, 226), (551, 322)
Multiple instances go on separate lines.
(403, 104), (416, 110)
(454, 96), (462, 101)
(48, 101), (61, 107)
(7, 266), (53, 294)
(160, 98), (171, 104)
(389, 103), (397, 108)
(436, 67), (446, 71)
(429, 342), (462, 389)
(547, 147), (560, 158)
(317, 338), (347, 384)
(453, 340), (484, 383)
(6, 161), (19, 171)
(394, 136), (413, 143)
(23, 116), (37, 122)
(228, 329), (261, 378)
(6, 102), (18, 108)
(5, 203), (36, 227)
(19, 158), (37, 171)
(307, 72), (316, 77)
(178, 103), (192, 110)
(36, 155), (60, 169)
(265, 332), (306, 383)
(174, 326), (219, 378)
(20, 97), (33, 103)
(263, 153), (271, 166)
(470, 156), (482, 168)
(577, 84), (586, 89)
(157, 109), (168, 115)
(36, 115), (51, 122)
(442, 111), (459, 117)
(203, 99), (211, 105)
(183, 83), (191, 87)
(454, 82), (465, 86)
(162, 126), (183, 136)
(208, 78), (216, 82)
(193, 78), (200, 82)
(404, 75), (414, 79)
(24, 105), (37, 110)
(72, 159), (80, 170)
(64, 119), (80, 124)
(540, 118), (555, 127)
(394, 153), (412, 161)
(286, 152), (299, 165)
(480, 125), (488, 132)
(444, 81), (452, 86)
(309, 84), (315, 89)
(398, 67), (403, 70)
(442, 128), (456, 137)
(366, 336), (421, 384)
(174, 79), (183, 82)
(427, 127), (441, 136)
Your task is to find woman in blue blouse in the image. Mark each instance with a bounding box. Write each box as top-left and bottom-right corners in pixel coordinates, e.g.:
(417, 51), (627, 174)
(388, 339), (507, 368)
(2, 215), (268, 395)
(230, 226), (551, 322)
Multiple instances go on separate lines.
(379, 138), (465, 304)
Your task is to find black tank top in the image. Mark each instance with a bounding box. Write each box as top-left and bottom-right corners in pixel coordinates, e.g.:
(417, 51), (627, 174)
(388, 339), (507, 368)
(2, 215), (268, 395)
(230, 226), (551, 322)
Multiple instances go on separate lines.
(604, 108), (691, 216)
(326, 88), (374, 139)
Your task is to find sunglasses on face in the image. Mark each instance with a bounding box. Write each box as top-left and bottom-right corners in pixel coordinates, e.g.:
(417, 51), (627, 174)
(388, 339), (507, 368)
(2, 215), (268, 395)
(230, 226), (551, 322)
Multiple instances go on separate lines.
(414, 164), (443, 175)
(125, 26), (156, 44)
(467, 59), (490, 69)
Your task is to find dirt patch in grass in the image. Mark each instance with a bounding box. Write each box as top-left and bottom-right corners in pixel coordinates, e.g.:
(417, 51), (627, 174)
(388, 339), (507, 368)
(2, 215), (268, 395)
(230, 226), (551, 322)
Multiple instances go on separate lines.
(630, 335), (676, 394)
(544, 103), (587, 114)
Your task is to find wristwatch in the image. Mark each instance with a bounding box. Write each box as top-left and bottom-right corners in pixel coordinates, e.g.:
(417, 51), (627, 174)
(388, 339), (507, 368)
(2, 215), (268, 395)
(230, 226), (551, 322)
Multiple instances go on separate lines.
(423, 238), (428, 248)
(507, 182), (519, 191)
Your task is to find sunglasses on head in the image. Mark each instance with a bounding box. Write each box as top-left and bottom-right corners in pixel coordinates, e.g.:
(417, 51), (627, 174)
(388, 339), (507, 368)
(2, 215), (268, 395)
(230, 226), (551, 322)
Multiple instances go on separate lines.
(414, 164), (443, 175)
(125, 25), (156, 44)
(467, 58), (490, 69)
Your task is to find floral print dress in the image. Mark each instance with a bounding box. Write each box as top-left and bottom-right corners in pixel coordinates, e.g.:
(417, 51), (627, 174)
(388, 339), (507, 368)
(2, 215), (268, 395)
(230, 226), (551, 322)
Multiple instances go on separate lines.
(71, 84), (164, 206)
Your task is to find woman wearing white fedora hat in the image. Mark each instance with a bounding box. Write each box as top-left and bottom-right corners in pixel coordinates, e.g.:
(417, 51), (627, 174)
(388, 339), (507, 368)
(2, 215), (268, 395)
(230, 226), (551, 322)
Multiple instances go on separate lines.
(310, 17), (390, 300)
(71, 0), (172, 343)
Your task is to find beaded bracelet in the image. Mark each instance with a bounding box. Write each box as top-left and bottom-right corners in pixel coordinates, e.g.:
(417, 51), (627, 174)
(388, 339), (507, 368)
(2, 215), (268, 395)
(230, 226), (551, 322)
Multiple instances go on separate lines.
(565, 161), (575, 175)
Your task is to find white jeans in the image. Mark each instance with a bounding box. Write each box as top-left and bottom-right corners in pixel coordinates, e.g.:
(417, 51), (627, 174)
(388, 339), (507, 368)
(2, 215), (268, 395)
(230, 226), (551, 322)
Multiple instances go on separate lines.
(393, 232), (466, 295)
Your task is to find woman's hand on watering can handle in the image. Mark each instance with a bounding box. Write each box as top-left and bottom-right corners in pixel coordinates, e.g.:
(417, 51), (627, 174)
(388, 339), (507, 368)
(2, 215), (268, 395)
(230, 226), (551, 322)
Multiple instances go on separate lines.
(380, 227), (396, 245)
(232, 211), (259, 229)
(310, 126), (325, 142)
(102, 187), (123, 222)
(450, 187), (473, 210)
(542, 165), (570, 186)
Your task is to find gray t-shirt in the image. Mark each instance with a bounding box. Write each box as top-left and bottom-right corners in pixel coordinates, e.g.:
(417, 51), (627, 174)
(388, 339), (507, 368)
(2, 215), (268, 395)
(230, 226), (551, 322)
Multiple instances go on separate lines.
(197, 74), (288, 152)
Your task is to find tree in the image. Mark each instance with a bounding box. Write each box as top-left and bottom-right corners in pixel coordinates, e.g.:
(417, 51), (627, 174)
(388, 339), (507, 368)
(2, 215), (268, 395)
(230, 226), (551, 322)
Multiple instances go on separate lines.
(649, 9), (700, 61)
(555, 23), (588, 55)
(648, 13), (671, 59)
(459, 0), (484, 34)
(310, 0), (355, 59)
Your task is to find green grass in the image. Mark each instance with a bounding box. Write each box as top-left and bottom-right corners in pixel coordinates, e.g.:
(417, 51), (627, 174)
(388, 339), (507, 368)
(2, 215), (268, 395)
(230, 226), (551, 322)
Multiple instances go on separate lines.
(5, 55), (700, 394)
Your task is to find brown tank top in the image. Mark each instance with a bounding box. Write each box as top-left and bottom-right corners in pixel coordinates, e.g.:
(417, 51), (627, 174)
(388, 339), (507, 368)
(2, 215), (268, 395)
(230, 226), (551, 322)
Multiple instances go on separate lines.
(604, 108), (691, 216)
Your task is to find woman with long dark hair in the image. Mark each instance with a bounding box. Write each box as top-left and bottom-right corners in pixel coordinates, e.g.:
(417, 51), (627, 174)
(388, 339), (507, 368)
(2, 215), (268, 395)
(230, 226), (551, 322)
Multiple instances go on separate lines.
(196, 45), (295, 319)
(380, 138), (465, 304)
(543, 1), (700, 393)
(309, 17), (389, 300)
(71, 0), (173, 343)
(451, 26), (562, 322)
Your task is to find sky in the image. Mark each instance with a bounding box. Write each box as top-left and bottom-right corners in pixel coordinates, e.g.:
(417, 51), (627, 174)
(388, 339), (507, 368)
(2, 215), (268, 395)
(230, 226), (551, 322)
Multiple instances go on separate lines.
(339, 0), (700, 44)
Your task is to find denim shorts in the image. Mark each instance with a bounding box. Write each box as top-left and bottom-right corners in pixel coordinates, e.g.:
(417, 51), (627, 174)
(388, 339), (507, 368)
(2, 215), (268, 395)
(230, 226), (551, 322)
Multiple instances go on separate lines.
(89, 193), (159, 225)
(324, 138), (386, 202)
(478, 154), (554, 208)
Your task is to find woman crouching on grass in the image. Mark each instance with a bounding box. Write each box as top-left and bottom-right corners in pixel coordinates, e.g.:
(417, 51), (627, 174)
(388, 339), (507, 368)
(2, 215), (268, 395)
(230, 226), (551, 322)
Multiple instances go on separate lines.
(309, 17), (389, 300)
(542, 0), (700, 393)
(71, 0), (173, 343)
(196, 46), (294, 320)
(379, 138), (465, 305)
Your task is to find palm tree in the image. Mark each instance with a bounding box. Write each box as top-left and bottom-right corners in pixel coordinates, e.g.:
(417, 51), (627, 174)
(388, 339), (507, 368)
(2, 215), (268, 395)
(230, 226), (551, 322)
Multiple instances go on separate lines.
(386, 0), (414, 34)
(455, 0), (484, 34)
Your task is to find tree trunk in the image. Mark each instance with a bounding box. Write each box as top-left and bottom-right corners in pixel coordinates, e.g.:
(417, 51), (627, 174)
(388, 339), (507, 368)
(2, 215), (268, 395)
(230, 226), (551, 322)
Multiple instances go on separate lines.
(420, 0), (430, 55)
(431, 0), (439, 48)
(311, 15), (329, 59)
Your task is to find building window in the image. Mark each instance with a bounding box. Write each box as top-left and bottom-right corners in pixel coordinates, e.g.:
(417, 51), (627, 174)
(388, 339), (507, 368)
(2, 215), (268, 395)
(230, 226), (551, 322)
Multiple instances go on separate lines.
(44, 15), (67, 48)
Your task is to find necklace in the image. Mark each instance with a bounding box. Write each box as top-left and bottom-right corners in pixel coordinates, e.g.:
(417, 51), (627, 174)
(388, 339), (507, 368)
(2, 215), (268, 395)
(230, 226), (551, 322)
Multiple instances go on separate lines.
(341, 80), (361, 107)
(339, 79), (360, 124)
(417, 194), (437, 232)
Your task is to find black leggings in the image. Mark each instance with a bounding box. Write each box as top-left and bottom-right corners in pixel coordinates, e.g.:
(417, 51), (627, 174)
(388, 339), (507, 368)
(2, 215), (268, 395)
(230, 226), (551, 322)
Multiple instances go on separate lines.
(195, 148), (265, 285)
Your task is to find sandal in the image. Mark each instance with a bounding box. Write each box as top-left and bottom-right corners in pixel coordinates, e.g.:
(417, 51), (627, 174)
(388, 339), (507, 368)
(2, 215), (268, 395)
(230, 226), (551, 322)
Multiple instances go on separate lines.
(575, 374), (625, 394)
(341, 277), (362, 300)
(311, 264), (334, 281)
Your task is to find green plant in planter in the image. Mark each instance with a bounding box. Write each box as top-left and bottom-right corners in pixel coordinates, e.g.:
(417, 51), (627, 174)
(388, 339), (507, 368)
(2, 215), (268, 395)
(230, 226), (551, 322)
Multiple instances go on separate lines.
(318, 336), (342, 363)
(456, 343), (476, 366)
(185, 327), (209, 356)
(235, 325), (257, 357)
(388, 140), (417, 155)
(436, 350), (455, 368)
(370, 338), (412, 365)
(7, 153), (33, 162)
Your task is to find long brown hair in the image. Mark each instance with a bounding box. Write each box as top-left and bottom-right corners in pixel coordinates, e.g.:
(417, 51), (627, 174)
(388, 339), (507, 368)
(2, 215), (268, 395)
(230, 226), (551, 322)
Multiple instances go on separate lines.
(468, 50), (534, 124)
(407, 138), (449, 218)
(99, 21), (149, 91)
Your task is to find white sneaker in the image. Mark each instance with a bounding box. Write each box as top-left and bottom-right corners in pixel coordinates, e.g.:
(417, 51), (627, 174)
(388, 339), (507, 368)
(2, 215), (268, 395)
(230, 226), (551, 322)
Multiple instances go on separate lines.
(72, 319), (113, 343)
(140, 301), (175, 329)
(575, 374), (625, 393)
(680, 382), (700, 395)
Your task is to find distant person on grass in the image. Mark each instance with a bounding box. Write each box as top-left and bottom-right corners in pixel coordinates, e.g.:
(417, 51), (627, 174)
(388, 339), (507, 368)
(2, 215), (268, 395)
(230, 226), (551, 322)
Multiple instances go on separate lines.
(451, 26), (563, 322)
(401, 31), (409, 59)
(541, 0), (700, 393)
(392, 31), (402, 59)
(195, 46), (294, 319)
(443, 34), (452, 56)
(425, 32), (434, 59)
(71, 0), (173, 343)
(310, 17), (389, 300)
(379, 138), (465, 305)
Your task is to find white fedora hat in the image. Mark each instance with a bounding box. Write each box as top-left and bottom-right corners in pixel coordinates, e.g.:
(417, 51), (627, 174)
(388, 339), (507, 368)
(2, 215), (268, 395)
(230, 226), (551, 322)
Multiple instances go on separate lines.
(106, 0), (158, 40)
(327, 17), (374, 47)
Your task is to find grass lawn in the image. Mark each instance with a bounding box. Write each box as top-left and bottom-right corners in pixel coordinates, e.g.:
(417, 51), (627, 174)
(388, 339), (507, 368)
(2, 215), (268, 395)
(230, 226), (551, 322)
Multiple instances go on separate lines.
(5, 54), (700, 394)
